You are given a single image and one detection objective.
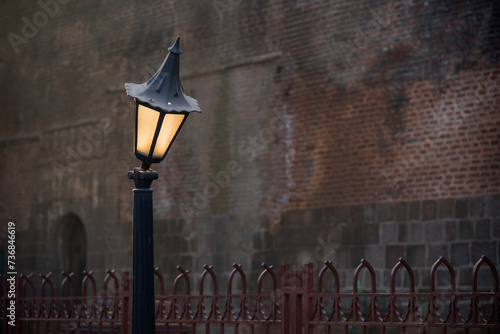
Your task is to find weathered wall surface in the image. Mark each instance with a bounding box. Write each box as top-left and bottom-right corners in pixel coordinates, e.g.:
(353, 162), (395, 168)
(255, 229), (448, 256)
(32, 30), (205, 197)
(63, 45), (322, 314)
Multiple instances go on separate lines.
(276, 194), (500, 291)
(0, 0), (499, 289)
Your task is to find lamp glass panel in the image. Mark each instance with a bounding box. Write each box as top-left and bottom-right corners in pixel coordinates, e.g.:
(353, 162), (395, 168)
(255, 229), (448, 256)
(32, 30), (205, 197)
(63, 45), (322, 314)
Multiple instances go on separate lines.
(152, 113), (185, 159)
(136, 104), (160, 156)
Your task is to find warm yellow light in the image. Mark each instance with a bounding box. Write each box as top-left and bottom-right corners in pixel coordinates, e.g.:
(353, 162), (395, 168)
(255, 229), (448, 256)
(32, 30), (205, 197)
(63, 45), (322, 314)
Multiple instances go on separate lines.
(136, 105), (160, 156)
(136, 104), (186, 161)
(152, 113), (185, 159)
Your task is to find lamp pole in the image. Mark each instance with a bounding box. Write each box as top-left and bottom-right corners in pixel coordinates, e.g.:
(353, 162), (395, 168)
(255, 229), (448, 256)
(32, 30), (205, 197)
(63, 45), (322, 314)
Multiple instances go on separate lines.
(127, 167), (157, 333)
(125, 37), (201, 334)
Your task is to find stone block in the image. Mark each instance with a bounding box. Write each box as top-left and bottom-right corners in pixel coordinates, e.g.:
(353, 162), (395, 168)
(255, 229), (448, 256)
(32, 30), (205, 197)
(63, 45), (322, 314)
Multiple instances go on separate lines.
(486, 195), (500, 218)
(303, 208), (325, 226)
(470, 196), (486, 218)
(364, 245), (385, 268)
(253, 231), (262, 250)
(289, 226), (319, 246)
(455, 198), (469, 218)
(281, 210), (304, 228)
(378, 203), (394, 222)
(438, 198), (454, 219)
(457, 268), (473, 287)
(350, 246), (365, 267)
(264, 232), (274, 249)
(475, 219), (491, 240)
(201, 233), (214, 253)
(350, 205), (364, 225)
(258, 213), (270, 229)
(336, 248), (350, 269)
(422, 200), (437, 221)
(229, 229), (249, 249)
(340, 224), (352, 244)
(364, 223), (380, 244)
(325, 206), (350, 225)
(424, 221), (445, 242)
(395, 202), (408, 222)
(327, 225), (343, 244)
(155, 219), (168, 235)
(174, 236), (189, 253)
(451, 243), (470, 266)
(212, 215), (228, 232)
(444, 221), (457, 241)
(406, 245), (425, 267)
(171, 218), (184, 235)
(458, 220), (474, 240)
(211, 252), (228, 271)
(201, 217), (215, 234)
(494, 218), (500, 238)
(364, 203), (377, 222)
(409, 201), (421, 221)
(409, 222), (424, 243)
(351, 224), (365, 245)
(398, 223), (409, 242)
(274, 228), (288, 248)
(386, 245), (405, 268)
(380, 222), (398, 243)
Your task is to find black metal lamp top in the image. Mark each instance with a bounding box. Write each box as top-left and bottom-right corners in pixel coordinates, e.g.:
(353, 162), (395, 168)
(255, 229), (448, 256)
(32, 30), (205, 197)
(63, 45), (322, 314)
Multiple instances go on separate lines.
(125, 37), (201, 113)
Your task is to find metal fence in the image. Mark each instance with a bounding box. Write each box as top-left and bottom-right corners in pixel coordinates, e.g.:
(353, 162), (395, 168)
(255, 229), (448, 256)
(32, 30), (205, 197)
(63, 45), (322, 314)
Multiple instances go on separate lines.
(1, 256), (499, 333)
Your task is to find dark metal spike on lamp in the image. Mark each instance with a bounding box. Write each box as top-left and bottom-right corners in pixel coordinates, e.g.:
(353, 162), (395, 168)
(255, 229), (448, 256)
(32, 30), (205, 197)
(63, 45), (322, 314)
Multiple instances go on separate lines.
(125, 36), (200, 334)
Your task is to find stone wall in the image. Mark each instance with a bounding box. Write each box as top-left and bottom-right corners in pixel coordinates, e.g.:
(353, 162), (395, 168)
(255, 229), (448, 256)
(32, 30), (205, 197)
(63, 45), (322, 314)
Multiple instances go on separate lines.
(273, 194), (500, 290)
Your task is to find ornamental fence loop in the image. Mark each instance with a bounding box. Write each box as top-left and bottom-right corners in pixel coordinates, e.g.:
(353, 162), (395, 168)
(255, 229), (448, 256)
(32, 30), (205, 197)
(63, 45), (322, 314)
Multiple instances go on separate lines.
(1, 256), (500, 333)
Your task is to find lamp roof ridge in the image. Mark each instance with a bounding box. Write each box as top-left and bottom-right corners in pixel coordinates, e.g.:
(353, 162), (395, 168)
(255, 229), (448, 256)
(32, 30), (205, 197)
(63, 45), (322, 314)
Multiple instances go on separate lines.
(124, 37), (200, 113)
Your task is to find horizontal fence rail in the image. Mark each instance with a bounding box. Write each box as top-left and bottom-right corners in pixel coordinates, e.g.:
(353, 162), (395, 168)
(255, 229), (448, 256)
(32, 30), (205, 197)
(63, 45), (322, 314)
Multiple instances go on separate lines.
(1, 256), (499, 333)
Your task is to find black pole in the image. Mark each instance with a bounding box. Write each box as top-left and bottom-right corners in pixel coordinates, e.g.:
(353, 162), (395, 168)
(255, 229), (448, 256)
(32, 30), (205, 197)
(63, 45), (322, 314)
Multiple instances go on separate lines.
(128, 167), (158, 334)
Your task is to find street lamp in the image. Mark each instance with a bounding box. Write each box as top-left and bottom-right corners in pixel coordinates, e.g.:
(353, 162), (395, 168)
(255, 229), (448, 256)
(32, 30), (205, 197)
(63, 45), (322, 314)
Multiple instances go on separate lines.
(125, 36), (200, 333)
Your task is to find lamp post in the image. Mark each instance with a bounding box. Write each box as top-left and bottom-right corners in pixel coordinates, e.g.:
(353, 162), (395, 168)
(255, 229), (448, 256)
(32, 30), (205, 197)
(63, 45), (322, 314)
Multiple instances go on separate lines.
(125, 36), (201, 333)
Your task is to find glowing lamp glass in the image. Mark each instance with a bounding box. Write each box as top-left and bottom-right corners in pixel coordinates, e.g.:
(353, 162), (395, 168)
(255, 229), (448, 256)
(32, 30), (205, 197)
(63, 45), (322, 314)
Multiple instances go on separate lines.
(135, 103), (187, 164)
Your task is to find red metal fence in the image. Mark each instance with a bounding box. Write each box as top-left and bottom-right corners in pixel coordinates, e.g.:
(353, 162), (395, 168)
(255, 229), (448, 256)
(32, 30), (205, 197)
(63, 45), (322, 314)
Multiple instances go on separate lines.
(1, 256), (499, 333)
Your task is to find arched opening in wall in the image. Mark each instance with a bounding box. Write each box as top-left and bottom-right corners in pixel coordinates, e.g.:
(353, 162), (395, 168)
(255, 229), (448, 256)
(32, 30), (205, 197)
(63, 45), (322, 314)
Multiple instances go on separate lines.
(58, 213), (87, 295)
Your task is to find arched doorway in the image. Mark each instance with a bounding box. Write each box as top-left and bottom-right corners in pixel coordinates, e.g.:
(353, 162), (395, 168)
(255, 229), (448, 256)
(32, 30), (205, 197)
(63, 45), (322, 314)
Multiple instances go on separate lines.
(58, 213), (87, 293)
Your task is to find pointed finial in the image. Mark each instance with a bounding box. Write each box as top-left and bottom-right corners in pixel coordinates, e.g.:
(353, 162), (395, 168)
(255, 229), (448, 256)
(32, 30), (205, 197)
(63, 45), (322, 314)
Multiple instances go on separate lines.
(168, 36), (182, 54)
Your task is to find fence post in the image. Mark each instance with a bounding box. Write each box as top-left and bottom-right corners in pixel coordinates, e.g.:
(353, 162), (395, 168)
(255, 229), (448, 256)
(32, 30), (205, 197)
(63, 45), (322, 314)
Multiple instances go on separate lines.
(303, 263), (314, 334)
(280, 265), (289, 334)
(290, 270), (303, 334)
(121, 272), (131, 334)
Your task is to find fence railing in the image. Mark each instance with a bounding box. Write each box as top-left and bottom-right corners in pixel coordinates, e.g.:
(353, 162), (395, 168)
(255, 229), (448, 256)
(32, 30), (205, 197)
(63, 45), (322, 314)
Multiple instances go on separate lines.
(1, 256), (499, 333)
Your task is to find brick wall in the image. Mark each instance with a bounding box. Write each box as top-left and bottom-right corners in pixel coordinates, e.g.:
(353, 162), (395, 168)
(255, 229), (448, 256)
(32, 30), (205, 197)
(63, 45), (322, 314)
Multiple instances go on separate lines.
(269, 0), (500, 213)
(0, 0), (498, 286)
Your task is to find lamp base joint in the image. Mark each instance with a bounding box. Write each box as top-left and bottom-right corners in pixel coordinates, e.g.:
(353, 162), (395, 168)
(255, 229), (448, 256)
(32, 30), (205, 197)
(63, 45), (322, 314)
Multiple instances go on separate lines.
(127, 167), (159, 189)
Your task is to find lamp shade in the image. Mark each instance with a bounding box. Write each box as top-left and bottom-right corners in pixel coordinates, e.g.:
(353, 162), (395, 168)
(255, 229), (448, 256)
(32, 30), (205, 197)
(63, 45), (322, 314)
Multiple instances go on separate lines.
(125, 37), (201, 164)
